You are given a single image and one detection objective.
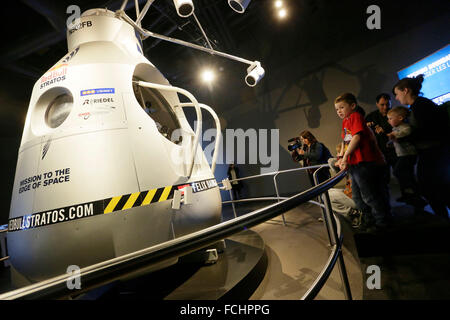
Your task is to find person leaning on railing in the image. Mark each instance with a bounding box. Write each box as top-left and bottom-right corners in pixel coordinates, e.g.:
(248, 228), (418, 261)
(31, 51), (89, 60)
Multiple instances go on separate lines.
(296, 130), (333, 186)
(327, 145), (362, 228)
(334, 92), (392, 233)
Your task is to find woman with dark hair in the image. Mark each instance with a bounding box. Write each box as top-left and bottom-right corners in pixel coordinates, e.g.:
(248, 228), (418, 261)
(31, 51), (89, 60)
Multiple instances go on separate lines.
(392, 75), (450, 219)
(297, 130), (332, 185)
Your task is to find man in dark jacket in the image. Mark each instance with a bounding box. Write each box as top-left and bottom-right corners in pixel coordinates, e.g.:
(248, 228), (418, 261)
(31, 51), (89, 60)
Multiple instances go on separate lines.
(365, 93), (397, 183)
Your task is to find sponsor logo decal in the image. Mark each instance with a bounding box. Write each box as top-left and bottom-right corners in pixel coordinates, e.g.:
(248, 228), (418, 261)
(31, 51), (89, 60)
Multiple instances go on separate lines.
(80, 88), (115, 96)
(82, 97), (115, 105)
(40, 64), (67, 89)
(78, 112), (91, 120)
(38, 47), (79, 90)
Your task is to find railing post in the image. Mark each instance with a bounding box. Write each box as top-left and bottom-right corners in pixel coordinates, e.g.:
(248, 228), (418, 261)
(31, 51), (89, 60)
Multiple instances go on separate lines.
(313, 167), (333, 246)
(321, 190), (353, 300)
(229, 189), (237, 219)
(273, 173), (286, 226)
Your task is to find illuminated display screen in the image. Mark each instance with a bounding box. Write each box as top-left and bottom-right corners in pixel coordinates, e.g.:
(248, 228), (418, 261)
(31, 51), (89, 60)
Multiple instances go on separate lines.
(397, 44), (450, 105)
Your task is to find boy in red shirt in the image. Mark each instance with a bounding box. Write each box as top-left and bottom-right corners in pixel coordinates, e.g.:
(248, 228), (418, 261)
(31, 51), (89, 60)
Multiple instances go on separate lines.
(335, 93), (391, 232)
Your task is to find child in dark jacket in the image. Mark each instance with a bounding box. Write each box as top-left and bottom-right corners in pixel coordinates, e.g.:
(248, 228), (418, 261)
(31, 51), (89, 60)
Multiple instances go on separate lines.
(386, 106), (427, 207)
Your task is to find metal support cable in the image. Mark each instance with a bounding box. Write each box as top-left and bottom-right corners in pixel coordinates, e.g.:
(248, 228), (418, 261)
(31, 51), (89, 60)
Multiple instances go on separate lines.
(136, 0), (155, 25)
(118, 10), (254, 66)
(120, 0), (129, 11)
(135, 0), (140, 24)
(192, 12), (213, 50)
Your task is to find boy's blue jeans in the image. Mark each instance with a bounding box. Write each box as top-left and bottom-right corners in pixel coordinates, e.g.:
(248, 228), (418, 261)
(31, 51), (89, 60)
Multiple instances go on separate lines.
(348, 162), (391, 227)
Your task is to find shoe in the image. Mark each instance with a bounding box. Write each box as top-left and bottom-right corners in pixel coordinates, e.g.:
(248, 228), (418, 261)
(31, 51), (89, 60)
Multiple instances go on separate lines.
(349, 209), (362, 228)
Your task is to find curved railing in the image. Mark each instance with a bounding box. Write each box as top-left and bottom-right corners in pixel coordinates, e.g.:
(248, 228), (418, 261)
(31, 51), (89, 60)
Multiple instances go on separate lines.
(221, 164), (352, 300)
(0, 166), (349, 300)
(177, 102), (221, 174)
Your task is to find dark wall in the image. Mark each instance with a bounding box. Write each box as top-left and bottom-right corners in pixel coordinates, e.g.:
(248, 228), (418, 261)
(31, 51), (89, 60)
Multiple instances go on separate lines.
(0, 76), (33, 225)
(213, 13), (450, 198)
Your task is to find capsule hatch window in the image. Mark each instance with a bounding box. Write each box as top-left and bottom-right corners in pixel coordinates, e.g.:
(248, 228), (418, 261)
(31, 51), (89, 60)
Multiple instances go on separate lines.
(45, 93), (73, 128)
(132, 77), (182, 144)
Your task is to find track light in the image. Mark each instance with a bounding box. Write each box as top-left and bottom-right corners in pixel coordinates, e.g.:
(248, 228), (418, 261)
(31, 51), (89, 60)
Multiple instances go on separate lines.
(173, 0), (194, 17)
(228, 0), (251, 14)
(245, 61), (265, 87)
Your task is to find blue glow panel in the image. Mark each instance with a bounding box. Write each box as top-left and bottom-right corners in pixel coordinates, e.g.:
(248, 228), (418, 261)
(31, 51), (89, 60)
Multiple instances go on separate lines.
(397, 44), (450, 105)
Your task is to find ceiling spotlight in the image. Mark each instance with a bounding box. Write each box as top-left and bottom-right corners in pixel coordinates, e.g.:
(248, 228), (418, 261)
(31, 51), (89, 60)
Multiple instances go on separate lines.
(245, 61), (265, 87)
(201, 69), (216, 83)
(228, 0), (251, 14)
(173, 0), (194, 18)
(275, 1), (283, 8)
(278, 8), (287, 18)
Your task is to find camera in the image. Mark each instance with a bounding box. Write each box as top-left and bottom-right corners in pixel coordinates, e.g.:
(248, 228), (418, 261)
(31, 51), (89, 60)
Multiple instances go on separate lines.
(287, 137), (302, 152)
(245, 61), (265, 87)
(288, 137), (307, 162)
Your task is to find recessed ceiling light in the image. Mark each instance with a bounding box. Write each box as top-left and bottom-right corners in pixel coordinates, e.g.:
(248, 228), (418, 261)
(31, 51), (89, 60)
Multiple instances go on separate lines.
(278, 8), (287, 18)
(201, 69), (215, 83)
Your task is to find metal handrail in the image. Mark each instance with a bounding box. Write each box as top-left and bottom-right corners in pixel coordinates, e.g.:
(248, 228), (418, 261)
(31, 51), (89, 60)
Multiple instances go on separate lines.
(223, 185), (351, 300)
(135, 80), (202, 178)
(222, 163), (352, 300)
(313, 166), (333, 244)
(220, 164), (328, 185)
(0, 169), (347, 300)
(222, 164), (330, 222)
(177, 103), (221, 174)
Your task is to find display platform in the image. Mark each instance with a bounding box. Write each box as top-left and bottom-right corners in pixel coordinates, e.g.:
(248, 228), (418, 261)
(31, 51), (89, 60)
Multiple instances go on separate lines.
(75, 229), (267, 300)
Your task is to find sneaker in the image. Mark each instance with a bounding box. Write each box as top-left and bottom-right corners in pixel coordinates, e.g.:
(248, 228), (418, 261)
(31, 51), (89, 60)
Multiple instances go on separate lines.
(349, 209), (362, 228)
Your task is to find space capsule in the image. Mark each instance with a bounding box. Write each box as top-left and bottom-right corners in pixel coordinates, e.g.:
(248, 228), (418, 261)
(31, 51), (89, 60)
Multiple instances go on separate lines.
(7, 8), (222, 286)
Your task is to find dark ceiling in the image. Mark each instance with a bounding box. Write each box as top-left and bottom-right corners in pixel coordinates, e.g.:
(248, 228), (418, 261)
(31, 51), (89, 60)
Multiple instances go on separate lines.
(1, 0), (449, 92)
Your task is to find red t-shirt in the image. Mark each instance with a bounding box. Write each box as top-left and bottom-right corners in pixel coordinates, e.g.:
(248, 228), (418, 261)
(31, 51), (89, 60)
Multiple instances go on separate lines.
(342, 112), (385, 165)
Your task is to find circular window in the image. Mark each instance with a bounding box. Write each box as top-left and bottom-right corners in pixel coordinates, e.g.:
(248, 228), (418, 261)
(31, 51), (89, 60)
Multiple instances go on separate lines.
(45, 93), (73, 128)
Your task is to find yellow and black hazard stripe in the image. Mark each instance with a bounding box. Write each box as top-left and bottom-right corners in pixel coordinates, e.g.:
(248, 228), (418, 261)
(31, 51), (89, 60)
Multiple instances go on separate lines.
(8, 178), (218, 232)
(103, 185), (174, 214)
